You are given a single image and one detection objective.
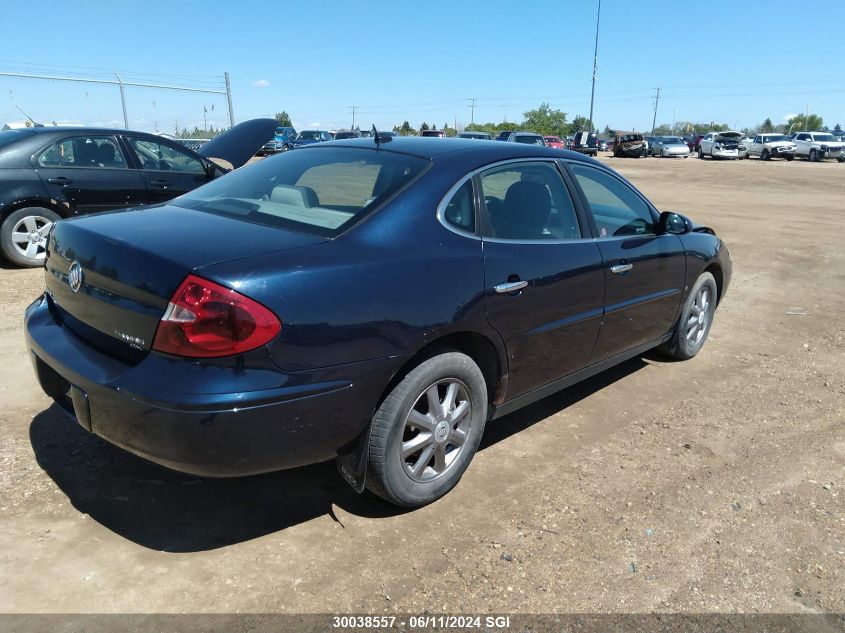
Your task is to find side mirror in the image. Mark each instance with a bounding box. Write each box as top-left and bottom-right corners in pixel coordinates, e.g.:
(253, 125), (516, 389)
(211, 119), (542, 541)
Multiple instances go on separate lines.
(658, 211), (692, 235)
(205, 160), (220, 178)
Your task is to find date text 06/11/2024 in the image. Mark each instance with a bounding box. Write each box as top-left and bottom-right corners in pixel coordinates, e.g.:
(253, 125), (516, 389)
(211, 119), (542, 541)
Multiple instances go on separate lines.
(332, 615), (512, 629)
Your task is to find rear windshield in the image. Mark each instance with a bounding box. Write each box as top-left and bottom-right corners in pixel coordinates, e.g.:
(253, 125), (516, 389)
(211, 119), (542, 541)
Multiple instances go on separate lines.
(297, 131), (323, 140)
(171, 147), (430, 237)
(514, 135), (544, 145)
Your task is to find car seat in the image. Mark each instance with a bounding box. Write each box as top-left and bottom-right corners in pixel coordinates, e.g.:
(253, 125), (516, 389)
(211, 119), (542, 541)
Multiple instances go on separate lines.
(501, 181), (551, 239)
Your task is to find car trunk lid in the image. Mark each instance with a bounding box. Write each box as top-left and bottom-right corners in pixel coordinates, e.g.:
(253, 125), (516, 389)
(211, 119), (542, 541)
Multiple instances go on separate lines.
(197, 118), (278, 170)
(45, 205), (325, 359)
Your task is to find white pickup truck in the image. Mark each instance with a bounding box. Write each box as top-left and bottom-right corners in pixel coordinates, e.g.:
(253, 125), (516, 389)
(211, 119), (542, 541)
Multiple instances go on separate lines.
(744, 133), (796, 161)
(792, 131), (845, 162)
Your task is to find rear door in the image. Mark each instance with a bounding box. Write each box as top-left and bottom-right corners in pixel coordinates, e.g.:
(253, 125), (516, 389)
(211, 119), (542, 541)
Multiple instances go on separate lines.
(34, 134), (146, 214)
(478, 160), (605, 398)
(124, 135), (210, 204)
(566, 161), (686, 361)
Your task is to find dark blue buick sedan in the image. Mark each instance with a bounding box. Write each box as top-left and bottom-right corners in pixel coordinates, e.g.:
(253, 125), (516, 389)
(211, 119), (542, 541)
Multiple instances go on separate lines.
(25, 136), (731, 507)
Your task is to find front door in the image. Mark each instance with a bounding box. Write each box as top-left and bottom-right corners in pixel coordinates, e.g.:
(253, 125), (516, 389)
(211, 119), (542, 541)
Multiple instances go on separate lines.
(124, 136), (209, 205)
(478, 160), (605, 398)
(566, 161), (686, 361)
(34, 134), (146, 214)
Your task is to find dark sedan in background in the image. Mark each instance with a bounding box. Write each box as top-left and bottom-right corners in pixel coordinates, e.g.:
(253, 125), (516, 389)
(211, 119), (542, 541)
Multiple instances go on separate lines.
(286, 130), (333, 149)
(25, 137), (730, 507)
(0, 119), (277, 266)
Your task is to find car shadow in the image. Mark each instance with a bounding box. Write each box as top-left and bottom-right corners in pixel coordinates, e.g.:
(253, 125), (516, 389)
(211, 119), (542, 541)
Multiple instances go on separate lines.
(29, 356), (649, 552)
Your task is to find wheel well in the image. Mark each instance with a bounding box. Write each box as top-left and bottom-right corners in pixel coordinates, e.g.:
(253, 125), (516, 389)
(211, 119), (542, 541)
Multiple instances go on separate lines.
(376, 332), (504, 414)
(1, 199), (70, 224)
(704, 263), (723, 304)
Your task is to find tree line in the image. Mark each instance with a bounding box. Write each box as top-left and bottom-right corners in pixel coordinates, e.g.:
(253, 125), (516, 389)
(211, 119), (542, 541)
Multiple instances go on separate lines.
(273, 107), (841, 138)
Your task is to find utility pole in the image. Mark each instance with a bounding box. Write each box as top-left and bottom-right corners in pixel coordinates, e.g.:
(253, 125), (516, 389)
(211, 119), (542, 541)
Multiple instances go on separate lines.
(350, 105), (357, 130)
(587, 0), (601, 133)
(113, 69), (129, 129)
(651, 87), (661, 135)
(224, 71), (235, 127)
(468, 98), (477, 125)
(804, 104), (811, 131)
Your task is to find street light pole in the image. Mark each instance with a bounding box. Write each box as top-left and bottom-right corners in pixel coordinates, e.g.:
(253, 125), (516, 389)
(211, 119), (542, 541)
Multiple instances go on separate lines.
(587, 0), (601, 133)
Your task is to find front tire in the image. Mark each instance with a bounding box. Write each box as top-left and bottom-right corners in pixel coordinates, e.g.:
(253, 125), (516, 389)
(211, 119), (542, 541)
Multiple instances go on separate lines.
(698, 148), (705, 159)
(761, 149), (770, 161)
(366, 352), (488, 507)
(1, 207), (61, 267)
(659, 272), (718, 361)
(809, 149), (819, 162)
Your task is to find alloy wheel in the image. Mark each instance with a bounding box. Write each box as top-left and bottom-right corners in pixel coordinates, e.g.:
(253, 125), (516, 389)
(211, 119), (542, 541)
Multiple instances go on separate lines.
(686, 286), (711, 346)
(11, 215), (53, 261)
(401, 379), (472, 483)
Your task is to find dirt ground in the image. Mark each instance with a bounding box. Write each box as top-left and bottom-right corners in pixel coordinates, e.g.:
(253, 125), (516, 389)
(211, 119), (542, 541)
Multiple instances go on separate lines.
(0, 154), (843, 615)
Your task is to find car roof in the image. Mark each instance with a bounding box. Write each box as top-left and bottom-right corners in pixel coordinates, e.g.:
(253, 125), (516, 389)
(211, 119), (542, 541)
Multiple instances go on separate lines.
(310, 136), (601, 164)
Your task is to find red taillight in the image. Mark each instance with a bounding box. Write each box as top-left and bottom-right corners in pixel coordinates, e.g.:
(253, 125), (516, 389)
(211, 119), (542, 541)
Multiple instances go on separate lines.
(152, 274), (281, 358)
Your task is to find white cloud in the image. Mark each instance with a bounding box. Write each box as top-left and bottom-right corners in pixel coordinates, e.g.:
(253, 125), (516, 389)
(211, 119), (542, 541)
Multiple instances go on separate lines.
(252, 79), (270, 88)
(782, 113), (798, 122)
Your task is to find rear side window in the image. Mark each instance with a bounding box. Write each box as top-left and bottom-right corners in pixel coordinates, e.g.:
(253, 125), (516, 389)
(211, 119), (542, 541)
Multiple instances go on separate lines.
(171, 147), (429, 237)
(569, 163), (655, 237)
(37, 136), (126, 168)
(442, 179), (475, 233)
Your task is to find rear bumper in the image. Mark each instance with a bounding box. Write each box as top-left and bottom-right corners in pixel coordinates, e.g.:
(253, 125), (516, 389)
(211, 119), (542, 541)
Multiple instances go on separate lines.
(25, 295), (404, 477)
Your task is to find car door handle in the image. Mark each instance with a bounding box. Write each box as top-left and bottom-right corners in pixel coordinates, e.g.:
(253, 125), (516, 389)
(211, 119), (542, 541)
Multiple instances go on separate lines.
(610, 263), (634, 274)
(47, 177), (72, 185)
(149, 179), (169, 188)
(494, 280), (528, 294)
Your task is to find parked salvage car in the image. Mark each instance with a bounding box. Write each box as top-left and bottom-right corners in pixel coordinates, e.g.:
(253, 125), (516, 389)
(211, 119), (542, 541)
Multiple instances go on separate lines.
(743, 133), (796, 161)
(698, 131), (746, 160)
(612, 132), (647, 158)
(419, 129), (445, 138)
(287, 130), (333, 149)
(25, 137), (731, 507)
(0, 119), (278, 267)
(507, 132), (546, 145)
(792, 131), (845, 162)
(651, 136), (691, 158)
(543, 136), (564, 149)
(334, 131), (363, 140)
(459, 131), (492, 140)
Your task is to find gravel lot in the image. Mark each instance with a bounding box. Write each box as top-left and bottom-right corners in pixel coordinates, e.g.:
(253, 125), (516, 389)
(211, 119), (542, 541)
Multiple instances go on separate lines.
(0, 154), (843, 615)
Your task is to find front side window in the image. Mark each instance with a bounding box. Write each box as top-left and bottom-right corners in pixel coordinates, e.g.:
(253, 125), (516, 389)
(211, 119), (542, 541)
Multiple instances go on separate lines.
(479, 161), (581, 241)
(170, 147), (429, 237)
(37, 135), (126, 168)
(127, 137), (205, 173)
(569, 163), (655, 238)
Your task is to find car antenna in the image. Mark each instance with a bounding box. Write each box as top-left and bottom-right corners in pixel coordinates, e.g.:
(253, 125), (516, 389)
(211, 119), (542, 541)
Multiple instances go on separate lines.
(15, 105), (42, 127)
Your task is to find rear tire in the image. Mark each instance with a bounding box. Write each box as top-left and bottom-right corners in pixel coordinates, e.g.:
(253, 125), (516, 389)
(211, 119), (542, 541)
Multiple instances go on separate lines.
(366, 352), (488, 507)
(1, 207), (61, 268)
(659, 272), (717, 361)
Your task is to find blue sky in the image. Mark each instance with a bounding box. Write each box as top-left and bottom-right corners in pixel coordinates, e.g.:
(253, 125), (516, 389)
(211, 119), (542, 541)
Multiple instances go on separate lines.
(2, 0), (843, 133)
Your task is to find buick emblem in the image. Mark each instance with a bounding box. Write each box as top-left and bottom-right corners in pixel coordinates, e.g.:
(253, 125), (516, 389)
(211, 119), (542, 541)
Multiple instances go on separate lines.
(67, 261), (83, 293)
